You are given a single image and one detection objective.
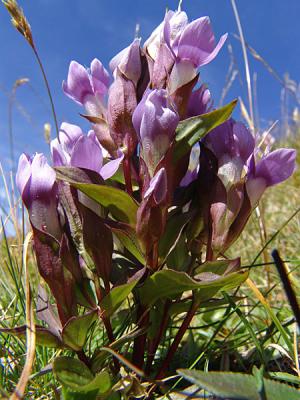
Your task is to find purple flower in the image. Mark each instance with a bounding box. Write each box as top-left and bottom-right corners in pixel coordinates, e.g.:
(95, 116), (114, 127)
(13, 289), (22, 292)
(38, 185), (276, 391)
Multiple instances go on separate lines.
(187, 84), (212, 118)
(164, 11), (227, 92)
(16, 153), (61, 238)
(204, 119), (255, 189)
(50, 123), (123, 179)
(109, 38), (142, 85)
(144, 167), (168, 205)
(132, 89), (179, 175)
(62, 59), (110, 116)
(246, 148), (296, 205)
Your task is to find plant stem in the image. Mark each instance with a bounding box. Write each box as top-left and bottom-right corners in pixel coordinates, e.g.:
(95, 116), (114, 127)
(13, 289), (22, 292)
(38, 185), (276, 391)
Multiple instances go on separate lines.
(156, 297), (200, 380)
(145, 300), (171, 375)
(32, 47), (59, 137)
(77, 350), (91, 367)
(123, 156), (133, 196)
(132, 304), (149, 368)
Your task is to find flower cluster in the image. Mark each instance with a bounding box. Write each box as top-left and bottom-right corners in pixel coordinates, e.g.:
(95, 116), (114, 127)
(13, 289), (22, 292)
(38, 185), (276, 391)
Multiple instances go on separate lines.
(14, 8), (296, 387)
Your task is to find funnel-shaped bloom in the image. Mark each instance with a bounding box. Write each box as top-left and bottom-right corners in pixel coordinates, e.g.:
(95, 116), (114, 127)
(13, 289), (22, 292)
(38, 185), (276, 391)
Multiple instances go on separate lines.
(51, 123), (123, 180)
(110, 38), (142, 85)
(16, 153), (61, 239)
(204, 119), (255, 189)
(164, 11), (227, 92)
(63, 59), (110, 117)
(133, 89), (179, 175)
(246, 148), (296, 205)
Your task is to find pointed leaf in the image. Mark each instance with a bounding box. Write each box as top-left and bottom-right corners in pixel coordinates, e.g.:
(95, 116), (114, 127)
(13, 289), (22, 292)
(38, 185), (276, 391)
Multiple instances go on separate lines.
(178, 370), (300, 400)
(62, 311), (97, 351)
(53, 356), (111, 397)
(75, 183), (138, 225)
(100, 270), (144, 317)
(105, 219), (145, 264)
(139, 268), (248, 306)
(0, 325), (62, 348)
(158, 212), (192, 264)
(174, 99), (237, 162)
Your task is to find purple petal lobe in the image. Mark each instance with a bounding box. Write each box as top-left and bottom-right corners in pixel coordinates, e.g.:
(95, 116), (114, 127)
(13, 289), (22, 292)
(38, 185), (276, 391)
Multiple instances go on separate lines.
(177, 16), (227, 67)
(62, 61), (93, 105)
(90, 58), (110, 95)
(70, 136), (103, 173)
(110, 39), (141, 85)
(59, 122), (83, 154)
(187, 85), (211, 117)
(50, 138), (67, 167)
(254, 148), (296, 186)
(144, 167), (168, 205)
(100, 151), (124, 180)
(16, 153), (31, 201)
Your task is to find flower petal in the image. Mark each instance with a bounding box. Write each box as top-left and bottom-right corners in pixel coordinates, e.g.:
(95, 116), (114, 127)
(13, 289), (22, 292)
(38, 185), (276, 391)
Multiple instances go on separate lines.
(177, 17), (227, 67)
(70, 136), (103, 173)
(254, 148), (296, 186)
(16, 153), (31, 203)
(90, 58), (110, 95)
(62, 61), (93, 105)
(144, 167), (167, 205)
(100, 151), (124, 180)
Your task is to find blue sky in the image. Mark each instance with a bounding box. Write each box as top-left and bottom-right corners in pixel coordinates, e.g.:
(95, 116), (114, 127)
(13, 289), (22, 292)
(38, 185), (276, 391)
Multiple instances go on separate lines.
(0, 0), (300, 173)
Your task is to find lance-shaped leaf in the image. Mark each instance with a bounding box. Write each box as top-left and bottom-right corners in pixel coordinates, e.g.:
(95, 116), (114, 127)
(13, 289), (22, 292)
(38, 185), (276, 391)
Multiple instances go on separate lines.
(173, 99), (237, 162)
(100, 269), (145, 317)
(158, 211), (193, 264)
(105, 219), (145, 264)
(53, 357), (111, 399)
(56, 166), (138, 225)
(80, 204), (113, 284)
(177, 370), (300, 400)
(61, 311), (97, 351)
(139, 267), (248, 306)
(32, 227), (76, 325)
(0, 326), (62, 348)
(74, 183), (138, 225)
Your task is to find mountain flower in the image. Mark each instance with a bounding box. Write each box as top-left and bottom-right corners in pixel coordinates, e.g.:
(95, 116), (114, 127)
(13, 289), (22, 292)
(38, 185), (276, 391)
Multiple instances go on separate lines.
(246, 148), (296, 206)
(132, 89), (179, 175)
(16, 153), (61, 239)
(63, 58), (110, 117)
(51, 122), (123, 179)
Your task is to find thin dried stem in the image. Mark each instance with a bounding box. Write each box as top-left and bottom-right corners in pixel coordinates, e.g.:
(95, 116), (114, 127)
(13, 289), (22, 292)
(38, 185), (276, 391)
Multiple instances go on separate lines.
(3, 0), (59, 137)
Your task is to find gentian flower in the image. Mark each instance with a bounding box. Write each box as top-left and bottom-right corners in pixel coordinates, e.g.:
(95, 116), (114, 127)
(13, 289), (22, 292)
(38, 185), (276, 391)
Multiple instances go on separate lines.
(63, 59), (110, 117)
(164, 11), (227, 93)
(16, 153), (61, 239)
(246, 148), (296, 206)
(132, 89), (179, 176)
(109, 38), (142, 86)
(107, 39), (142, 155)
(51, 122), (123, 180)
(204, 119), (255, 189)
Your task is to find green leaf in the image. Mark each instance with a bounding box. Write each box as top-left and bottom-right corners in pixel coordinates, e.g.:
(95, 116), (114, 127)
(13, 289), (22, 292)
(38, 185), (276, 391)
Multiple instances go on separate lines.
(62, 311), (97, 351)
(139, 268), (248, 306)
(177, 370), (300, 400)
(54, 357), (111, 397)
(100, 271), (144, 317)
(0, 325), (62, 348)
(173, 99), (237, 162)
(73, 183), (138, 225)
(158, 212), (192, 264)
(107, 220), (145, 264)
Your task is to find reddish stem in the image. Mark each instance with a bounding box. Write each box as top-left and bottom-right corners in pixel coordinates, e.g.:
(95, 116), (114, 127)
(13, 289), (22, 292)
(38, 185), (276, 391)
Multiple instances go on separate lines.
(123, 156), (133, 196)
(155, 298), (199, 380)
(132, 304), (149, 368)
(145, 300), (171, 375)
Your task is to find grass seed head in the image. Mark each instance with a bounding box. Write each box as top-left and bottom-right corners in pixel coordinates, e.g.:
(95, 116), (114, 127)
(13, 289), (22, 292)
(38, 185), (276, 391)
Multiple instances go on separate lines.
(2, 0), (35, 49)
